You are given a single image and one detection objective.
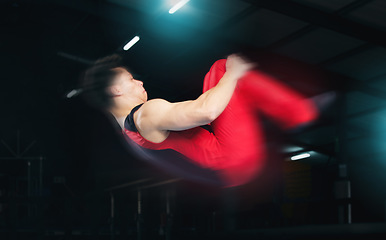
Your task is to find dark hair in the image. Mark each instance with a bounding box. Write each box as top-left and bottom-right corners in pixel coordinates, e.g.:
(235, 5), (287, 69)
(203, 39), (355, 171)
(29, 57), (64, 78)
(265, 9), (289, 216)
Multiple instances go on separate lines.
(82, 54), (124, 110)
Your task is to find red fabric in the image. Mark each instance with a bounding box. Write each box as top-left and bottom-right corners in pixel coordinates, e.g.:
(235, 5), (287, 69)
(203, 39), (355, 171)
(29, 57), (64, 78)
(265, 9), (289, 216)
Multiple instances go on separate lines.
(123, 59), (318, 187)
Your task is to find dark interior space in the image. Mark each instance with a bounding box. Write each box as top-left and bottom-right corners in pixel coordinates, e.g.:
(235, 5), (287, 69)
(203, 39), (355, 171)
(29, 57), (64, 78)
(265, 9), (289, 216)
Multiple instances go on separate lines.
(1, 0), (386, 239)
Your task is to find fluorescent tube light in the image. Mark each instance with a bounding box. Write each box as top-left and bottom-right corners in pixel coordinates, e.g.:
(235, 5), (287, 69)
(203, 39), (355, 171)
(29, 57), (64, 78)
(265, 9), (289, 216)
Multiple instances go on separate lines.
(169, 0), (190, 14)
(123, 36), (140, 51)
(66, 89), (81, 98)
(291, 153), (311, 161)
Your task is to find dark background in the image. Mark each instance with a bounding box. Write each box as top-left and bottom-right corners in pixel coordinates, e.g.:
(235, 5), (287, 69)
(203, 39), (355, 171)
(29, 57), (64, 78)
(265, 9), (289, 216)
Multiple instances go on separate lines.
(1, 0), (386, 239)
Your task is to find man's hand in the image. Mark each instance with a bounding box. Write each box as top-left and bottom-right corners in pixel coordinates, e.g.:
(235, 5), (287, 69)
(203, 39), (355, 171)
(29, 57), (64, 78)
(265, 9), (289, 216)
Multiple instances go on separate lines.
(225, 54), (256, 80)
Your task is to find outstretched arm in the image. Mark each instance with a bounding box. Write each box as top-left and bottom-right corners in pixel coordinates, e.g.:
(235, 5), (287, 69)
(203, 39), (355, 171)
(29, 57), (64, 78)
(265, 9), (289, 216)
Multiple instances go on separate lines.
(137, 54), (254, 132)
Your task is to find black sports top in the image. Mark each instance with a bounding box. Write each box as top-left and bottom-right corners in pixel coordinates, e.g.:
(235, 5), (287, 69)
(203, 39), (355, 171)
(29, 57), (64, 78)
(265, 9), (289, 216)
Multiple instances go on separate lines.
(124, 104), (143, 133)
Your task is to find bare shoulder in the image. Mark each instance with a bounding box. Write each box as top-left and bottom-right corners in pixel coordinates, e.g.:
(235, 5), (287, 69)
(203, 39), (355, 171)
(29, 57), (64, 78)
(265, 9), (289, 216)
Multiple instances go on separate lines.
(143, 98), (170, 107)
(135, 98), (171, 129)
(135, 99), (170, 143)
(140, 98), (172, 115)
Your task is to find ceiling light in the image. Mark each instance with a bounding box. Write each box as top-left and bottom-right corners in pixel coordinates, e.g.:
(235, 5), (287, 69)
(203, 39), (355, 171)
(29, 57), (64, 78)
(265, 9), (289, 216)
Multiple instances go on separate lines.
(290, 153), (311, 161)
(169, 0), (190, 14)
(123, 36), (140, 51)
(66, 89), (82, 98)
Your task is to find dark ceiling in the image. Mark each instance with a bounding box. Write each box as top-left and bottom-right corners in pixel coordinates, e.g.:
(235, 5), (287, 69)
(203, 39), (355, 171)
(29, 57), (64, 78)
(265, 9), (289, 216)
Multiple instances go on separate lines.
(1, 0), (386, 191)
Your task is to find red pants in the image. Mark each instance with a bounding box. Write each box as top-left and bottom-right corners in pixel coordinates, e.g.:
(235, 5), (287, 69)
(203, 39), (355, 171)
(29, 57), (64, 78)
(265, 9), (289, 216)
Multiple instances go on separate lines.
(202, 59), (318, 186)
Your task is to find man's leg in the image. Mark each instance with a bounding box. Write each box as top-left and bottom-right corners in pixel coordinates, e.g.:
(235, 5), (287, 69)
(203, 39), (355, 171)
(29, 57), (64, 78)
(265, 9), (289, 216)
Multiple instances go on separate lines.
(203, 59), (266, 187)
(202, 59), (318, 187)
(237, 70), (318, 129)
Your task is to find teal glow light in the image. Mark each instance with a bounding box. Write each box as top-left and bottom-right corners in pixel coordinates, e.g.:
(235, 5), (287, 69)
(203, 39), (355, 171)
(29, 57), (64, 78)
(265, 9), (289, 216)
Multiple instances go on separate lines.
(291, 153), (311, 161)
(123, 36), (140, 51)
(169, 0), (190, 14)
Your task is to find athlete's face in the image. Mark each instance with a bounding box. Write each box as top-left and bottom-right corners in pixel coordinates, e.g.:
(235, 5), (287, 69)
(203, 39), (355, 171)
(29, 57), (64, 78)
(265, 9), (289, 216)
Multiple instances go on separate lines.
(112, 67), (147, 102)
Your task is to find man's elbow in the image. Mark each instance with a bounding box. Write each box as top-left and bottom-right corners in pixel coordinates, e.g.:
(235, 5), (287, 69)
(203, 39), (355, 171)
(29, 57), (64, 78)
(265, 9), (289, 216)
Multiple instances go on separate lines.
(195, 102), (219, 123)
(204, 109), (219, 123)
